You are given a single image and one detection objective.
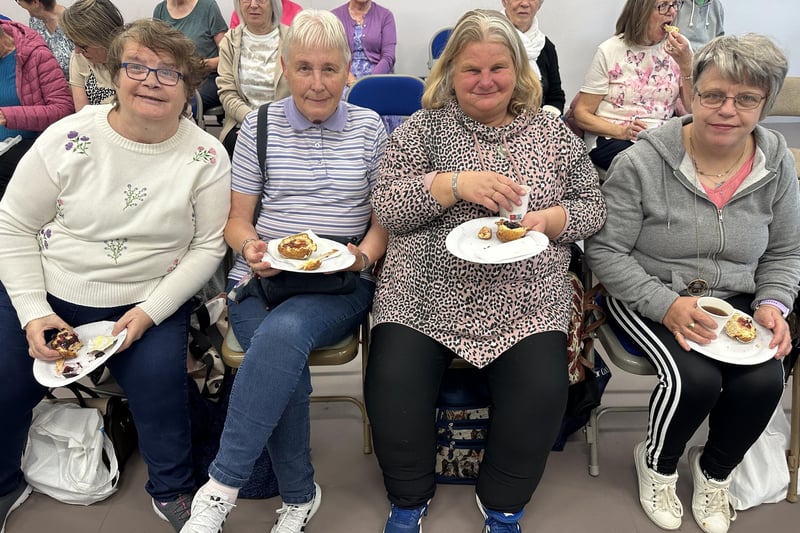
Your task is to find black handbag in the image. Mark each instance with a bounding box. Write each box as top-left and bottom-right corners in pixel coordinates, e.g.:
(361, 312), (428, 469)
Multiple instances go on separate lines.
(257, 270), (358, 308)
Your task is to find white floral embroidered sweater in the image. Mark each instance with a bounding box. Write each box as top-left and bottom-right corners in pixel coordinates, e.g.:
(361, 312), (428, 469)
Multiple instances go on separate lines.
(0, 104), (231, 328)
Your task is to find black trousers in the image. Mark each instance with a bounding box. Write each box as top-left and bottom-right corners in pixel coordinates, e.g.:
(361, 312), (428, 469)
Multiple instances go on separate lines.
(606, 294), (785, 479)
(364, 323), (567, 513)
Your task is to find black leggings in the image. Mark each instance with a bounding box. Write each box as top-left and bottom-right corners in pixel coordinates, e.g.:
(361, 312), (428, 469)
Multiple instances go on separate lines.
(364, 323), (568, 513)
(606, 294), (785, 479)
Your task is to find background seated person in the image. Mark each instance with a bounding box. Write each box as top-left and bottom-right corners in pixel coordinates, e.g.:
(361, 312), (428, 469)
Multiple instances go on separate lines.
(16, 0), (73, 79)
(502, 0), (565, 115)
(0, 19), (73, 199)
(572, 0), (692, 171)
(181, 10), (388, 533)
(675, 0), (724, 53)
(153, 0), (228, 112)
(217, 0), (289, 157)
(586, 33), (798, 533)
(61, 0), (124, 111)
(230, 0), (302, 28)
(332, 0), (401, 133)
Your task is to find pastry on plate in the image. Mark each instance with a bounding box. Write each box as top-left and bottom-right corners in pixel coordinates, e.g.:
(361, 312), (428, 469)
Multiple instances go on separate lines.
(50, 328), (82, 375)
(723, 313), (757, 344)
(277, 232), (317, 259)
(477, 226), (492, 240)
(495, 219), (528, 243)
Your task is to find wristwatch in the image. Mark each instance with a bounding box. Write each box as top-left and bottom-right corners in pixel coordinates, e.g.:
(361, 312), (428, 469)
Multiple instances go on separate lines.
(754, 299), (790, 318)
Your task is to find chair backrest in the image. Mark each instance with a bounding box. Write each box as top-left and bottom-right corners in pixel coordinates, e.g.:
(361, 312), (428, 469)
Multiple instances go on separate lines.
(346, 74), (425, 118)
(767, 76), (800, 176)
(192, 89), (205, 129)
(428, 27), (452, 71)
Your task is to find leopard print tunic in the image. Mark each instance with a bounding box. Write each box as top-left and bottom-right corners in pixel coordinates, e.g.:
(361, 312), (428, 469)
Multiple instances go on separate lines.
(371, 101), (606, 368)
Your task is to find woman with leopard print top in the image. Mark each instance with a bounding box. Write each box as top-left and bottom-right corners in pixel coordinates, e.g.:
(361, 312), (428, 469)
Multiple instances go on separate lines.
(364, 9), (606, 533)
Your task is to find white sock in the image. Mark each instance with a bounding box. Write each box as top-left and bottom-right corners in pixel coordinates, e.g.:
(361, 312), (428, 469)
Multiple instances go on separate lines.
(203, 478), (239, 502)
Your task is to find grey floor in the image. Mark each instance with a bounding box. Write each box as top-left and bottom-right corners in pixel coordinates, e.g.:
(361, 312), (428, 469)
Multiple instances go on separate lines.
(6, 345), (799, 533)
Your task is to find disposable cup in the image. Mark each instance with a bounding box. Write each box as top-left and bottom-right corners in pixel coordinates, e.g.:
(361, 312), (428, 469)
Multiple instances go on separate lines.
(696, 296), (735, 334)
(498, 185), (531, 223)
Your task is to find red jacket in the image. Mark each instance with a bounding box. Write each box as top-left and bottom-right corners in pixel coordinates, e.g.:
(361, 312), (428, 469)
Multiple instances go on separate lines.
(0, 20), (74, 132)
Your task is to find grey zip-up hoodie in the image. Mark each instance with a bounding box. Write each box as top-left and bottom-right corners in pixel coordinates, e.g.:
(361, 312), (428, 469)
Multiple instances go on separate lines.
(586, 115), (800, 323)
(675, 0), (724, 53)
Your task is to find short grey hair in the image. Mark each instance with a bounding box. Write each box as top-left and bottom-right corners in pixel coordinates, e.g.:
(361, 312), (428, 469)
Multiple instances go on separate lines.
(693, 33), (789, 120)
(423, 9), (541, 114)
(281, 9), (350, 65)
(233, 0), (282, 29)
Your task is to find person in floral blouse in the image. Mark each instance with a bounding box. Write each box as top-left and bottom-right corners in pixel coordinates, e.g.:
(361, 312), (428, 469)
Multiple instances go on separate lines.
(0, 19), (230, 532)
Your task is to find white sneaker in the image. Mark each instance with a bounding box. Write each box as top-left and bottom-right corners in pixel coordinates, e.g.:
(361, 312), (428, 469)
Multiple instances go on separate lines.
(689, 446), (736, 533)
(634, 441), (683, 530)
(271, 482), (322, 533)
(179, 485), (236, 533)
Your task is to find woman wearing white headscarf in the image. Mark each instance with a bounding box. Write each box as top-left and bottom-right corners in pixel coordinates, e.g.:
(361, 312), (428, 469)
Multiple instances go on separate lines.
(502, 0), (564, 115)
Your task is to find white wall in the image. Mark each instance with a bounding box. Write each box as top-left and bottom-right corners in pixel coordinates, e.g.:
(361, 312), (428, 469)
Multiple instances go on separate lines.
(4, 0), (798, 102)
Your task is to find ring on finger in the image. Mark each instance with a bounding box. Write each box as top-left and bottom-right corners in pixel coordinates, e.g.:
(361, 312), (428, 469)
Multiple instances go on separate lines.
(688, 322), (696, 330)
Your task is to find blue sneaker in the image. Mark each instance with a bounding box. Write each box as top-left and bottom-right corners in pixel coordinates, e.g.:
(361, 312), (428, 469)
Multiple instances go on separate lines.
(476, 494), (522, 532)
(383, 501), (429, 533)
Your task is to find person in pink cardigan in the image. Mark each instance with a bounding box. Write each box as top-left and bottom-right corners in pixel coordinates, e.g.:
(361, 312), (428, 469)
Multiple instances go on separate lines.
(230, 0), (301, 28)
(0, 20), (73, 199)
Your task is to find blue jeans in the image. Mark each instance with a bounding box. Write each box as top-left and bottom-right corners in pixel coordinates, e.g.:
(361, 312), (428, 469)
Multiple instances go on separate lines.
(210, 278), (374, 503)
(0, 283), (194, 501)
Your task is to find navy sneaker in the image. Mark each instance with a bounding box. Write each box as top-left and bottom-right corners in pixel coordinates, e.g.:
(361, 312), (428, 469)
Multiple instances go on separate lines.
(383, 501), (429, 533)
(476, 494), (523, 532)
(153, 493), (193, 532)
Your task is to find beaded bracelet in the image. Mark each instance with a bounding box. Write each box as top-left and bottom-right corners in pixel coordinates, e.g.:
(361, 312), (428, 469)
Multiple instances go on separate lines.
(755, 299), (790, 318)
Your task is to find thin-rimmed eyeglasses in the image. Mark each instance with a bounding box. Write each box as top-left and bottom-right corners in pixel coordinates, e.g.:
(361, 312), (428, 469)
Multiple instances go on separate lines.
(695, 91), (765, 111)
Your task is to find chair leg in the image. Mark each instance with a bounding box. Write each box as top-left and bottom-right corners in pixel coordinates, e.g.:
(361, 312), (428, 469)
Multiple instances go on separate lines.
(310, 396), (372, 454)
(586, 407), (600, 477)
(788, 358), (799, 502)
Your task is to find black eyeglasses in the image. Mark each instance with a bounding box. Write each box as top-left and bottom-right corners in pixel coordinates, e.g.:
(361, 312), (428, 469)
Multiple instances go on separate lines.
(121, 62), (184, 86)
(696, 91), (766, 110)
(655, 1), (683, 14)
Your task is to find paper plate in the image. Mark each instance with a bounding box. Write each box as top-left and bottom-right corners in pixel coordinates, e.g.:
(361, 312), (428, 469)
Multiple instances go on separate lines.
(445, 217), (549, 264)
(33, 321), (127, 387)
(687, 312), (777, 365)
(264, 231), (356, 273)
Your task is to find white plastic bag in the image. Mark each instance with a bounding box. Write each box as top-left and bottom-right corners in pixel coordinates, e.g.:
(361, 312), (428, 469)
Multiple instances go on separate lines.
(728, 404), (790, 510)
(22, 400), (119, 505)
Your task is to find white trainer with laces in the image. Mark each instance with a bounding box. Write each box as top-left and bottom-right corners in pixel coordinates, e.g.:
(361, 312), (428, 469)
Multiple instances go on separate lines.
(689, 446), (737, 533)
(634, 441), (683, 530)
(271, 482), (322, 533)
(179, 485), (236, 533)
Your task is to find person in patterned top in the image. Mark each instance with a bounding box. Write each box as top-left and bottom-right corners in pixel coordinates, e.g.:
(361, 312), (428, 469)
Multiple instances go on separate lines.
(61, 0), (124, 111)
(364, 9), (605, 533)
(15, 0), (74, 79)
(0, 19), (230, 532)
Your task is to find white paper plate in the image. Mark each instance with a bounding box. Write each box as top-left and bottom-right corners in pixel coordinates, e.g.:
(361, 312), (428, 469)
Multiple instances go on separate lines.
(687, 312), (777, 365)
(445, 217), (549, 264)
(33, 321), (127, 387)
(264, 231), (356, 273)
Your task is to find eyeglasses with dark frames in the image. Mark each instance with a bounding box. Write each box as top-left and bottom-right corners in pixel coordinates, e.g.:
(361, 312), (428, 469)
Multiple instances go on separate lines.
(695, 91), (766, 111)
(655, 1), (684, 15)
(121, 62), (184, 86)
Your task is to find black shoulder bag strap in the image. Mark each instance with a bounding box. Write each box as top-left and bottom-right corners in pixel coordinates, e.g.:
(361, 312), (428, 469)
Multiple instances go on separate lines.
(256, 102), (270, 181)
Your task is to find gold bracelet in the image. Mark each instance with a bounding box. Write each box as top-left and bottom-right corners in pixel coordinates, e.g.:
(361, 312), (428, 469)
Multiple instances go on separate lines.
(240, 238), (257, 256)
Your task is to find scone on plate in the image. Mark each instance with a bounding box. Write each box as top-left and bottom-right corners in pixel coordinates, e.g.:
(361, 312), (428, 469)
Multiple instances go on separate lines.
(278, 232), (317, 259)
(495, 219), (528, 243)
(50, 328), (82, 376)
(723, 313), (757, 344)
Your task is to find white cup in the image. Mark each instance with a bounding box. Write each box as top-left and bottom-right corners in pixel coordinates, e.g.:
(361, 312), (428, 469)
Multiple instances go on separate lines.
(498, 185), (531, 224)
(696, 296), (735, 334)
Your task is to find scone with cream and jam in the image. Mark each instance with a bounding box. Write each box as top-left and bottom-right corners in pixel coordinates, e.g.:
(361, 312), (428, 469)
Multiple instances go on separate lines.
(277, 232), (317, 260)
(723, 313), (757, 344)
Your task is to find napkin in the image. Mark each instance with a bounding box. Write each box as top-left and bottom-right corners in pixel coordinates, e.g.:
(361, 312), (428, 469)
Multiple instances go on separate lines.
(475, 234), (544, 263)
(0, 135), (21, 156)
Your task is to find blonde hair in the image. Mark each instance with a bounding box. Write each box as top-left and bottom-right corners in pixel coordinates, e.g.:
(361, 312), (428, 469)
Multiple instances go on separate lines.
(61, 0), (124, 52)
(422, 9), (541, 115)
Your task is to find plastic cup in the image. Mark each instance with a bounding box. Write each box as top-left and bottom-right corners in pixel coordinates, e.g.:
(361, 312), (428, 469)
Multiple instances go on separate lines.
(696, 296), (735, 334)
(498, 185), (531, 224)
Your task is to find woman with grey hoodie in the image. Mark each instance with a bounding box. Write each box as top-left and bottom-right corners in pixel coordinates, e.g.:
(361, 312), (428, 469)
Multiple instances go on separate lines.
(586, 34), (799, 533)
(675, 0), (724, 52)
